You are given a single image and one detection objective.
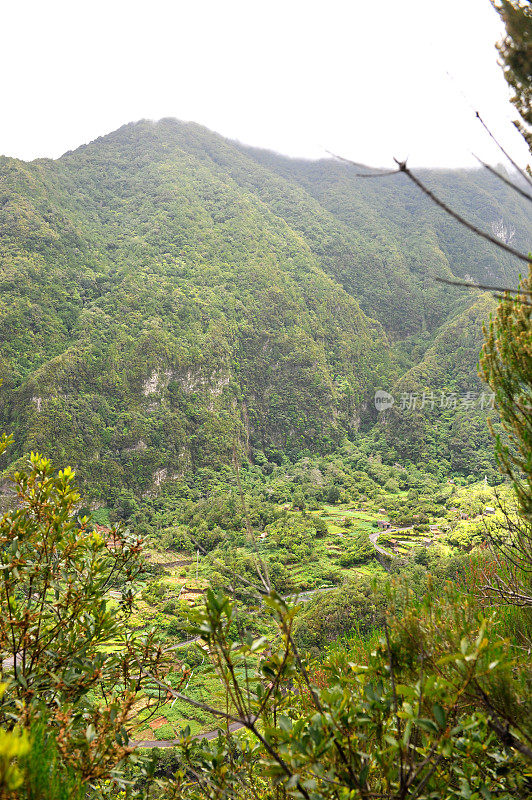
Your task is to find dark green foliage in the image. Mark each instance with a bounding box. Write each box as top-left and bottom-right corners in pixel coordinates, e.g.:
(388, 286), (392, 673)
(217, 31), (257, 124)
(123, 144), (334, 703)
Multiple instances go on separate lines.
(312, 517), (329, 537)
(375, 294), (507, 479)
(338, 532), (375, 567)
(482, 266), (532, 524)
(165, 587), (530, 800)
(493, 0), (532, 153)
(293, 576), (387, 652)
(0, 122), (399, 502)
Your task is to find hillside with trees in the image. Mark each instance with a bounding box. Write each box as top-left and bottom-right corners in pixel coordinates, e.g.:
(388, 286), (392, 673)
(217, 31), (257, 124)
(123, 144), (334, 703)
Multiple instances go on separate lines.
(0, 118), (530, 503)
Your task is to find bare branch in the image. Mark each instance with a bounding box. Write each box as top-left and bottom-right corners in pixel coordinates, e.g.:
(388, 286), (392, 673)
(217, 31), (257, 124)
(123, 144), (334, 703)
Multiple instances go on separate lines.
(473, 154), (532, 202)
(434, 276), (532, 295)
(475, 110), (532, 188)
(395, 159), (532, 264)
(325, 150), (401, 178)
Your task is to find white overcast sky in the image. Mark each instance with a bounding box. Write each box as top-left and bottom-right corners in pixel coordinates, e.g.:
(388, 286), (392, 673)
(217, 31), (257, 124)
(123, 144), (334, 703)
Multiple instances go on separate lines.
(1, 0), (529, 168)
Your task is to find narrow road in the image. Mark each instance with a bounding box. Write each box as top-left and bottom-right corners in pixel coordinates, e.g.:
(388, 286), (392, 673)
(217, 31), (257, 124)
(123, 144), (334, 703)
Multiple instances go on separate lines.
(168, 636), (201, 651)
(369, 525), (417, 557)
(369, 531), (391, 556)
(285, 586), (336, 602)
(132, 721), (245, 748)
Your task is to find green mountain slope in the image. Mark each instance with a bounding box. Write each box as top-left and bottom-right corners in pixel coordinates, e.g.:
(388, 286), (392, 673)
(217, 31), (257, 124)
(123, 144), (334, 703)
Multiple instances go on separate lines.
(238, 147), (530, 288)
(0, 120), (394, 500)
(0, 119), (529, 500)
(372, 294), (503, 479)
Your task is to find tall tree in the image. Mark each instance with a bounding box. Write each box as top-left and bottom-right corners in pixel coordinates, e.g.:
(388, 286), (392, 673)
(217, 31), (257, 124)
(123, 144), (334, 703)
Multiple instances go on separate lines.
(492, 1), (532, 158)
(479, 1), (532, 608)
(480, 267), (532, 607)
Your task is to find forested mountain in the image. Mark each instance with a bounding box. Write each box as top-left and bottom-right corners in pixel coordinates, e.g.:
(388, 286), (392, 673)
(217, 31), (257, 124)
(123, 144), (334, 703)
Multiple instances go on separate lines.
(0, 118), (530, 500)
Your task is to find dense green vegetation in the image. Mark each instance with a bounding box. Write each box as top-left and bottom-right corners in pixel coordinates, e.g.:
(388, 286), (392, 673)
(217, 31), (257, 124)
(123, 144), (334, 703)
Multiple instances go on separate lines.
(0, 118), (530, 505)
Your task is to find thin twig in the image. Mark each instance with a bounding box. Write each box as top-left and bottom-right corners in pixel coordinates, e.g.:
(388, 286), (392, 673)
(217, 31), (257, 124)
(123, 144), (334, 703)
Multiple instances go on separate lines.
(472, 154), (532, 202)
(325, 150), (401, 177)
(434, 276), (532, 295)
(395, 159), (531, 264)
(475, 110), (532, 188)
